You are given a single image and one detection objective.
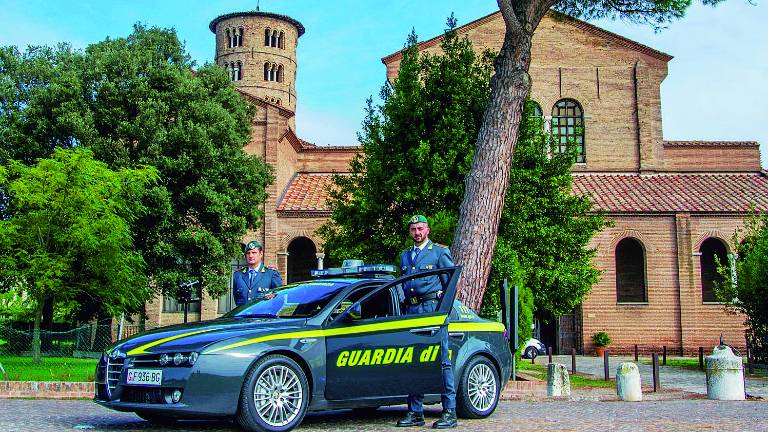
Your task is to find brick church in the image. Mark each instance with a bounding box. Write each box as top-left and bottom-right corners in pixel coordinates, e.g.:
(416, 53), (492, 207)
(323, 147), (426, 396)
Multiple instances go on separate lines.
(145, 9), (767, 355)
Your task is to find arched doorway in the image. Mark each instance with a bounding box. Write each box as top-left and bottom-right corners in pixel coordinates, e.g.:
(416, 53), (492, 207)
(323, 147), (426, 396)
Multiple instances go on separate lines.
(287, 237), (317, 283)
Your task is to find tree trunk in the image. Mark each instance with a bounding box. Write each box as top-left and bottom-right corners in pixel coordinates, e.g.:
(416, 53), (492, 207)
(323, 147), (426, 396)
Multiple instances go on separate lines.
(32, 299), (44, 364)
(452, 0), (551, 310)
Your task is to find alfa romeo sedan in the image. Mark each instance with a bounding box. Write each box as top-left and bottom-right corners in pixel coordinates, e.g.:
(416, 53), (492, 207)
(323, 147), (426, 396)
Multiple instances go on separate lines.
(95, 264), (512, 432)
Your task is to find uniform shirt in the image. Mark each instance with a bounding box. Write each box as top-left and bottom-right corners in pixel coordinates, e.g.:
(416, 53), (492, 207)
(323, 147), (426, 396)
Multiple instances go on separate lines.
(399, 240), (454, 300)
(232, 263), (283, 306)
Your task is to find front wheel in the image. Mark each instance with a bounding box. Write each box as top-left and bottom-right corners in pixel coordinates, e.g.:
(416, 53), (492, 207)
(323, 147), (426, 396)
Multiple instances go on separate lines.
(456, 356), (500, 419)
(524, 346), (537, 360)
(236, 355), (310, 432)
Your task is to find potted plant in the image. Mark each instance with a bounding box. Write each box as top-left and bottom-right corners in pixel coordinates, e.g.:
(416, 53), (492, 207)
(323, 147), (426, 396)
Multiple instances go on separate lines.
(592, 331), (611, 357)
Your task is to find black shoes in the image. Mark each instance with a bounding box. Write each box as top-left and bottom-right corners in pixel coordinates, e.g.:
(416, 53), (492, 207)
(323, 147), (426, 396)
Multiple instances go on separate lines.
(432, 409), (458, 429)
(396, 411), (425, 427)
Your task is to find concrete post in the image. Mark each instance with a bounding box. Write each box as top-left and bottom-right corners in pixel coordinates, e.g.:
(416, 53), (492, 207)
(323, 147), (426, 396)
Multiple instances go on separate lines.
(706, 344), (745, 400)
(616, 362), (642, 401)
(547, 363), (571, 397)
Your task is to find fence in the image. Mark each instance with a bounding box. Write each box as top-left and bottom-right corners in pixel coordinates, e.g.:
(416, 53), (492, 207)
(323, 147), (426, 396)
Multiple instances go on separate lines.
(0, 320), (157, 381)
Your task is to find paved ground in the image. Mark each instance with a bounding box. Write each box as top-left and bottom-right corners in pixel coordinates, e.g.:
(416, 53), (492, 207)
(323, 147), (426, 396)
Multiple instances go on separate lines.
(547, 354), (768, 398)
(0, 399), (767, 432)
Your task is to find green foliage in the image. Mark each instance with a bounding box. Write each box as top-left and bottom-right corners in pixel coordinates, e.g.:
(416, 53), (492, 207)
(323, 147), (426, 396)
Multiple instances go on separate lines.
(0, 148), (156, 320)
(0, 355), (97, 382)
(320, 21), (604, 323)
(318, 24), (493, 265)
(498, 102), (606, 317)
(717, 212), (768, 363)
(592, 331), (612, 347)
(0, 25), (272, 299)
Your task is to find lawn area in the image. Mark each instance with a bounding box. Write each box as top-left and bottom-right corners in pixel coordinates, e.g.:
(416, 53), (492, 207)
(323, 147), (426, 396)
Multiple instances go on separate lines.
(516, 360), (615, 389)
(0, 356), (97, 382)
(639, 358), (703, 371)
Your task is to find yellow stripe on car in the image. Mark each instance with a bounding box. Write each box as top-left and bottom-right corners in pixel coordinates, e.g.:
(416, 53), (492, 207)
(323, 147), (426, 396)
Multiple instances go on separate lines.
(447, 321), (505, 333)
(207, 315), (448, 354)
(127, 329), (219, 356)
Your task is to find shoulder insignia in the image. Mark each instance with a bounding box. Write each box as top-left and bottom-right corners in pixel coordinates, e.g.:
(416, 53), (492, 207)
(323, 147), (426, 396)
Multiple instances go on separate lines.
(267, 265), (277, 271)
(434, 243), (448, 248)
(241, 268), (247, 273)
(428, 244), (433, 250)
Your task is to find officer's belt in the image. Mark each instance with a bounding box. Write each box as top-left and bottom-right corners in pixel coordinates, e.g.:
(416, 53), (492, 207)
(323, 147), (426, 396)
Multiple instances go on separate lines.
(406, 291), (442, 305)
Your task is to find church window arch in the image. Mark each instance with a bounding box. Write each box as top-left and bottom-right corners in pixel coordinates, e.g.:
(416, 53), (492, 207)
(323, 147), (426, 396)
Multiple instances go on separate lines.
(264, 62), (270, 81)
(615, 237), (647, 303)
(700, 238), (728, 303)
(277, 64), (284, 83)
(271, 29), (278, 47)
(225, 29), (232, 48)
(236, 27), (244, 47)
(278, 31), (285, 49)
(551, 99), (585, 163)
(233, 61), (242, 81)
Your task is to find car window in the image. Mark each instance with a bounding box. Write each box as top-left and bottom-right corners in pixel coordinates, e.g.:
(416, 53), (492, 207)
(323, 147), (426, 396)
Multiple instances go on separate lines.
(223, 280), (349, 319)
(329, 285), (398, 323)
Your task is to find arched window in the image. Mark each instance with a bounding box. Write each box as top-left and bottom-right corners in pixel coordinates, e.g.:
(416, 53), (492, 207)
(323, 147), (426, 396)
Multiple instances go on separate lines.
(271, 30), (278, 47)
(225, 29), (232, 48)
(700, 238), (728, 303)
(551, 99), (585, 163)
(531, 101), (543, 119)
(287, 237), (317, 283)
(234, 61), (242, 81)
(277, 64), (284, 83)
(278, 31), (285, 49)
(264, 28), (271, 46)
(263, 62), (269, 81)
(615, 237), (647, 303)
(237, 28), (244, 47)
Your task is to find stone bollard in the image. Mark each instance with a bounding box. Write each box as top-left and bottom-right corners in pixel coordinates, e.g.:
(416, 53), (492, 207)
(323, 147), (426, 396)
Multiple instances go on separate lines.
(705, 343), (745, 400)
(616, 362), (642, 401)
(547, 363), (571, 397)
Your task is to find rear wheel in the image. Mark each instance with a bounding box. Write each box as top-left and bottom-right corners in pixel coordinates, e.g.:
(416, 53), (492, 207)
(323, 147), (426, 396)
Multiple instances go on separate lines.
(524, 346), (537, 360)
(456, 356), (500, 419)
(236, 355), (309, 432)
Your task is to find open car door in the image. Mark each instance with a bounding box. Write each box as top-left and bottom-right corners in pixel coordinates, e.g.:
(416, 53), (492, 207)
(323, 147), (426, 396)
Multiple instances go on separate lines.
(323, 266), (462, 401)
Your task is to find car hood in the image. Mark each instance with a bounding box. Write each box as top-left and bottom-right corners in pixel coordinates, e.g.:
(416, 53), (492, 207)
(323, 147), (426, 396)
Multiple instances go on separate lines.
(112, 318), (309, 356)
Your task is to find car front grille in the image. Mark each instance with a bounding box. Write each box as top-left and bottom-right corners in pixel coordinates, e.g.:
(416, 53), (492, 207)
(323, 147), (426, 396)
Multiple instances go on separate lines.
(121, 387), (166, 404)
(130, 354), (161, 367)
(106, 356), (125, 390)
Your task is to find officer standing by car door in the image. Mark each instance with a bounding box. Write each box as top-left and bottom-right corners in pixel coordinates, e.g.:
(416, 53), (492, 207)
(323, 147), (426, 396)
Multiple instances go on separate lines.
(396, 215), (457, 429)
(233, 240), (282, 306)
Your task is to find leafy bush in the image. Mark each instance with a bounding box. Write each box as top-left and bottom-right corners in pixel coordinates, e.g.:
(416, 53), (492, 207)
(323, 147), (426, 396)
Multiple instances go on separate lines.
(592, 331), (611, 347)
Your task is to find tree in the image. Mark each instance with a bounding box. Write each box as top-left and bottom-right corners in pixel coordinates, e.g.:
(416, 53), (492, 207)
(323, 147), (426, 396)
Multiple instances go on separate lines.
(717, 212), (768, 363)
(452, 0), (725, 310)
(319, 23), (493, 264)
(0, 25), (272, 299)
(0, 148), (156, 362)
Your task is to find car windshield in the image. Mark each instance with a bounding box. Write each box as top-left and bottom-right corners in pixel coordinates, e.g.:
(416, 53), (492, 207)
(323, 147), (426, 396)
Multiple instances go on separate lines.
(222, 280), (350, 319)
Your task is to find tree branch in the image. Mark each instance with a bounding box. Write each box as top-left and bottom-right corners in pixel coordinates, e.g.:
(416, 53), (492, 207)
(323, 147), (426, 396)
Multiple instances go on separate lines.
(497, 0), (522, 34)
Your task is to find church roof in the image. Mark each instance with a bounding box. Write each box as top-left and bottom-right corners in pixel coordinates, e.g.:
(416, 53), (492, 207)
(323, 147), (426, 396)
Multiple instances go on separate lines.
(573, 173), (768, 213)
(209, 11), (305, 36)
(277, 172), (768, 215)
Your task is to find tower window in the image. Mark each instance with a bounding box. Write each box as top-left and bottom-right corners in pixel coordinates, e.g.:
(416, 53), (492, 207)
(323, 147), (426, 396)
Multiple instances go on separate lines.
(278, 31), (285, 49)
(277, 65), (284, 83)
(264, 28), (271, 46)
(271, 29), (278, 48)
(236, 27), (243, 47)
(226, 29), (232, 48)
(264, 62), (269, 81)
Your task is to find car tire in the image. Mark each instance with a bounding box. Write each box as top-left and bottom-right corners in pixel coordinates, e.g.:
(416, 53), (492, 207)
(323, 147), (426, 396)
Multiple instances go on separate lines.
(135, 411), (178, 425)
(456, 355), (501, 419)
(524, 346), (537, 360)
(236, 355), (310, 432)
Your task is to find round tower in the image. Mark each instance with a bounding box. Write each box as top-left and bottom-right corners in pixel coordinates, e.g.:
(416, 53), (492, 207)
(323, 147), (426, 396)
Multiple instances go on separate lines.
(210, 11), (304, 118)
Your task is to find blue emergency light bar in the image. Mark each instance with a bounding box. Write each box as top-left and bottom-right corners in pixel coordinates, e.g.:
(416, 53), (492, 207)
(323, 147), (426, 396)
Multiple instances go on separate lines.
(310, 263), (397, 278)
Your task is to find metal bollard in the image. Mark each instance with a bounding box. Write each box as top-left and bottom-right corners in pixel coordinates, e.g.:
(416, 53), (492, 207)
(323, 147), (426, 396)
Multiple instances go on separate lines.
(663, 345), (667, 366)
(699, 347), (704, 370)
(746, 345), (753, 375)
(651, 353), (660, 392)
(603, 350), (610, 381)
(571, 348), (576, 373)
(634, 344), (638, 361)
(548, 346), (553, 364)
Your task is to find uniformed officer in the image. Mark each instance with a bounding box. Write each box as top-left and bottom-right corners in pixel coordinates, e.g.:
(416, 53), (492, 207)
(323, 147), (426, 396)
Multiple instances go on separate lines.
(232, 240), (282, 306)
(396, 215), (458, 429)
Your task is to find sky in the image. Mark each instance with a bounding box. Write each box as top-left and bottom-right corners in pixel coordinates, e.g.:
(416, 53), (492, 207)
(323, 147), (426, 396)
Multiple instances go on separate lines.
(1, 0), (766, 165)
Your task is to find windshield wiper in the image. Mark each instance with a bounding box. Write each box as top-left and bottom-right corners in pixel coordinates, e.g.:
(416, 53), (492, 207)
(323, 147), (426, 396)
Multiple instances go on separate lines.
(236, 313), (279, 319)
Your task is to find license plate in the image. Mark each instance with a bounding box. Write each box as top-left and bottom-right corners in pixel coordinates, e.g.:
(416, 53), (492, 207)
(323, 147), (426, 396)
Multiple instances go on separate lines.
(126, 369), (163, 386)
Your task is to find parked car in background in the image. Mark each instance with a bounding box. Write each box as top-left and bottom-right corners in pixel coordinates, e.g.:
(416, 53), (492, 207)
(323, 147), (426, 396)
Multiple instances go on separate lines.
(521, 338), (546, 359)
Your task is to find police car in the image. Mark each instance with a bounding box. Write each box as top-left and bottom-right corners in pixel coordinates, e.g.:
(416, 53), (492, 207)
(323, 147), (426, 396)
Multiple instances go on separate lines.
(95, 262), (512, 432)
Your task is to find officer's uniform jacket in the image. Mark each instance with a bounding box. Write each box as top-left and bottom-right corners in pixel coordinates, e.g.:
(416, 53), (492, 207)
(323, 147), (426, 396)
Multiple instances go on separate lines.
(399, 240), (454, 304)
(232, 264), (282, 306)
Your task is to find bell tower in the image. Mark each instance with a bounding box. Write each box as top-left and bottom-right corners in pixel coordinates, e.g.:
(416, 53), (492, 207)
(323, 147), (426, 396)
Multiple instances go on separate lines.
(210, 11), (304, 125)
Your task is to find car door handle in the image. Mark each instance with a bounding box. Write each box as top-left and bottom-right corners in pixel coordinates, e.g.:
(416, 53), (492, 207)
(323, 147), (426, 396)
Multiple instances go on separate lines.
(410, 326), (440, 336)
(449, 332), (465, 340)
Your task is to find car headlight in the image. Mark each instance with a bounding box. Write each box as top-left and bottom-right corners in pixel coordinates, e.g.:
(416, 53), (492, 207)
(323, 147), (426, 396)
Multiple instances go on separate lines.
(159, 353), (171, 366)
(173, 353), (187, 365)
(188, 352), (199, 365)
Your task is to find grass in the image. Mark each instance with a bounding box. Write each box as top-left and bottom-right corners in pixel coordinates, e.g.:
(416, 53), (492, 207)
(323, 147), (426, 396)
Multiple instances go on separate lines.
(0, 356), (97, 382)
(516, 360), (616, 389)
(639, 357), (768, 377)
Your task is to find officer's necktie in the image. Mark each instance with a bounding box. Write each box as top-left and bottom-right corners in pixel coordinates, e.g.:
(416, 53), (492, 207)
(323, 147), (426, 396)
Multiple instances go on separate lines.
(413, 247), (420, 262)
(248, 269), (255, 285)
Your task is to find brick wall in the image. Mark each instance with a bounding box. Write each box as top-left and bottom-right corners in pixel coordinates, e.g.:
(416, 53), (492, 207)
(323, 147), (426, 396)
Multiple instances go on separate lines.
(663, 144), (761, 172)
(0, 381), (94, 399)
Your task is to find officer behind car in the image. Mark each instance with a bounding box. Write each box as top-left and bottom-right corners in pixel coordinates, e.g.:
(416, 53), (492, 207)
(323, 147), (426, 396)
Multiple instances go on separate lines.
(233, 240), (282, 306)
(396, 215), (457, 429)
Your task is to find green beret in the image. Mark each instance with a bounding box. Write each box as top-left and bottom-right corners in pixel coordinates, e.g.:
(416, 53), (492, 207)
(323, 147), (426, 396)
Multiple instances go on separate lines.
(243, 240), (262, 253)
(408, 214), (428, 225)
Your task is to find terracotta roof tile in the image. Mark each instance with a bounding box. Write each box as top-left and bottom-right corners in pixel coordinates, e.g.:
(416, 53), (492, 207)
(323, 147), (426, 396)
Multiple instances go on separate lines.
(277, 172), (768, 215)
(277, 173), (338, 213)
(664, 140), (759, 147)
(573, 173), (768, 213)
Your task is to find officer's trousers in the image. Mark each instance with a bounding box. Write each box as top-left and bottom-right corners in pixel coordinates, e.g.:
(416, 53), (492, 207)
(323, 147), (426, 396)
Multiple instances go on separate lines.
(405, 299), (456, 412)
